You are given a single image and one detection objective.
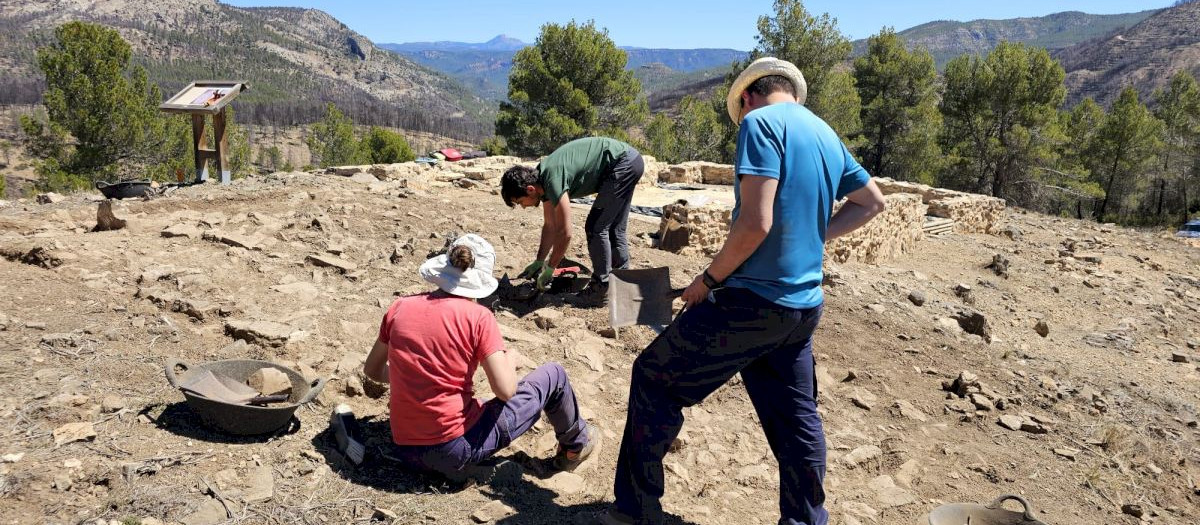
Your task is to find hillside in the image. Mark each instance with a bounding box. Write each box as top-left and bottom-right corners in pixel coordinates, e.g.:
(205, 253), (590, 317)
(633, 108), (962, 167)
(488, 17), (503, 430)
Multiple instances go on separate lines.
(852, 10), (1162, 68)
(0, 0), (493, 141)
(1057, 2), (1200, 106)
(0, 162), (1197, 524)
(382, 36), (746, 101)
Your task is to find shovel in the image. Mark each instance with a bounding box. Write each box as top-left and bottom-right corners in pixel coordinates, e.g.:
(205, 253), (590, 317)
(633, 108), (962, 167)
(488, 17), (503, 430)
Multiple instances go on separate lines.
(609, 267), (685, 332)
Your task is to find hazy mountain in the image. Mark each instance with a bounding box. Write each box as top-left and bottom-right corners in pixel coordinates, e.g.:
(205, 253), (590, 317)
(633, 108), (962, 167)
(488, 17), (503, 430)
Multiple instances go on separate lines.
(385, 34), (528, 52)
(854, 10), (1163, 68)
(0, 0), (492, 140)
(1057, 2), (1200, 106)
(381, 35), (747, 100)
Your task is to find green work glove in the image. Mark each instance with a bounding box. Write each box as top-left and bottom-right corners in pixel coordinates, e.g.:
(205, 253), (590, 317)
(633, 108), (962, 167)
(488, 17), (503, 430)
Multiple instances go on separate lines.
(535, 265), (555, 291)
(518, 260), (546, 280)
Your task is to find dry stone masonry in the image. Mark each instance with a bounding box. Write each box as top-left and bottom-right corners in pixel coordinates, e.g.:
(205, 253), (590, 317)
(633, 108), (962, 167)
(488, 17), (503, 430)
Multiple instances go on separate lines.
(322, 158), (1007, 264)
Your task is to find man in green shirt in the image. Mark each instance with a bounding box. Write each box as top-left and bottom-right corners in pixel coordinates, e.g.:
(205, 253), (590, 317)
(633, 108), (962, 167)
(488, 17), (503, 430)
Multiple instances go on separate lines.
(501, 137), (644, 302)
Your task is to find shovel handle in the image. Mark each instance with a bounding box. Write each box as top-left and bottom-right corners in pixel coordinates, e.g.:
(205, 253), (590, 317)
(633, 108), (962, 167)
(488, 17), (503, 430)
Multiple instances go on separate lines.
(164, 359), (193, 389)
(985, 494), (1037, 520)
(667, 288), (686, 299)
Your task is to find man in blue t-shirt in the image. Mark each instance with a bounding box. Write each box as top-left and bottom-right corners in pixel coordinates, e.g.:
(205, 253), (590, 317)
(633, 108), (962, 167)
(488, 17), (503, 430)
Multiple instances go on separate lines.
(600, 58), (886, 525)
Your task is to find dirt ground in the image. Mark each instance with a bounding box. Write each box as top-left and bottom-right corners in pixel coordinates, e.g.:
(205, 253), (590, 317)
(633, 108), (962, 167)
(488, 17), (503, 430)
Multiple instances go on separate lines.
(0, 169), (1197, 525)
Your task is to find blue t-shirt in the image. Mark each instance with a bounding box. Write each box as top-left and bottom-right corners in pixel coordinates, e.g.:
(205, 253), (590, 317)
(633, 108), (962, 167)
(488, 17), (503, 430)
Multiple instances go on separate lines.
(724, 102), (871, 308)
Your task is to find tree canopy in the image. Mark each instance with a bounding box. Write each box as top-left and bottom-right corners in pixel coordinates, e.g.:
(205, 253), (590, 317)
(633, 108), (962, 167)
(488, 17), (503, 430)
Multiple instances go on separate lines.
(496, 20), (646, 157)
(852, 28), (943, 184)
(20, 21), (190, 189)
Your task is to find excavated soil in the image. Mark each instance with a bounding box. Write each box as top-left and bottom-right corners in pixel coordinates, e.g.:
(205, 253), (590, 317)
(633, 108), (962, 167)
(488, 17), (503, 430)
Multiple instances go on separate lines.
(0, 170), (1197, 525)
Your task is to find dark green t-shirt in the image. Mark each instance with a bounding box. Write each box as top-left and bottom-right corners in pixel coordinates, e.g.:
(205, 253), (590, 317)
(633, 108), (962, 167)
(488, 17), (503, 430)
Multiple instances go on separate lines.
(538, 137), (630, 204)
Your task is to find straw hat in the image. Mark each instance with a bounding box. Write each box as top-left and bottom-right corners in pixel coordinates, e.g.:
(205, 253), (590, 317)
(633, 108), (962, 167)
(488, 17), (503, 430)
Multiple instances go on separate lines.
(418, 234), (498, 299)
(725, 57), (807, 124)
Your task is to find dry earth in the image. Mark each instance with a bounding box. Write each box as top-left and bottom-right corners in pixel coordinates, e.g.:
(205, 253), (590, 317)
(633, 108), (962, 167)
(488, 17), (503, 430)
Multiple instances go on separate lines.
(0, 167), (1198, 525)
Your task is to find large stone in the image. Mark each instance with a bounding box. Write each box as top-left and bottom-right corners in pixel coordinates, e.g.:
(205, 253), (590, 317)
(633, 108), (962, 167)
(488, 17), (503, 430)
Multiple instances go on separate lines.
(53, 422), (96, 446)
(998, 415), (1024, 431)
(655, 202), (732, 257)
(306, 254), (358, 273)
(241, 466), (274, 503)
(842, 445), (882, 468)
(471, 500), (515, 523)
(224, 319), (296, 347)
(868, 475), (917, 508)
(37, 192), (66, 204)
(952, 308), (991, 342)
(534, 471), (586, 495)
(179, 498), (228, 525)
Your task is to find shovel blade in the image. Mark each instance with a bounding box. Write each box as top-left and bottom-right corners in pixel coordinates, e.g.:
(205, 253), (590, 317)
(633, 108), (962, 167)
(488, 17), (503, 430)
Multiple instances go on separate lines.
(610, 267), (677, 328)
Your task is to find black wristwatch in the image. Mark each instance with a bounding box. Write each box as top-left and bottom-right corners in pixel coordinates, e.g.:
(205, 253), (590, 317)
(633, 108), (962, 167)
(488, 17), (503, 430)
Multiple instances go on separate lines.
(702, 269), (724, 289)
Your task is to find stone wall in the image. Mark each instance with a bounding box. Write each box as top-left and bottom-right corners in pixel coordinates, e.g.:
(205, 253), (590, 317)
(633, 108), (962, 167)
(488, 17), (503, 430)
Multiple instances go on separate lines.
(655, 201), (732, 257)
(656, 193), (926, 263)
(826, 193), (926, 264)
(656, 161), (736, 185)
(874, 177), (1006, 234)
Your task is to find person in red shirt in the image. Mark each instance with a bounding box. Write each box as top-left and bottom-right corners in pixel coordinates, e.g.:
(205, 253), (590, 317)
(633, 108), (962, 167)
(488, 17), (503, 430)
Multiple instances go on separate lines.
(362, 234), (599, 478)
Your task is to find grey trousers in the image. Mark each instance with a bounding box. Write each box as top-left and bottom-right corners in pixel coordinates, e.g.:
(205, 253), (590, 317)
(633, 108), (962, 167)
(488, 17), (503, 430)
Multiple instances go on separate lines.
(585, 148), (644, 284)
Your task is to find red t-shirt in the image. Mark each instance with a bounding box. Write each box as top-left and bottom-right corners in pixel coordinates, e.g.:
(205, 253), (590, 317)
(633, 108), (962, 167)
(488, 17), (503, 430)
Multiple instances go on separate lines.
(378, 293), (505, 445)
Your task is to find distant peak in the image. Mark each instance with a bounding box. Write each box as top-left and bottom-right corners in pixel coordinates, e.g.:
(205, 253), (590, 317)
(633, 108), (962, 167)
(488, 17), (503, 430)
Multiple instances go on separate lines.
(482, 35), (527, 50)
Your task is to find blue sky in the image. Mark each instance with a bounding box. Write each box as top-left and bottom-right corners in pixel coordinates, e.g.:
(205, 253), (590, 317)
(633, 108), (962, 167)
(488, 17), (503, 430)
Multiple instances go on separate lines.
(223, 0), (1173, 49)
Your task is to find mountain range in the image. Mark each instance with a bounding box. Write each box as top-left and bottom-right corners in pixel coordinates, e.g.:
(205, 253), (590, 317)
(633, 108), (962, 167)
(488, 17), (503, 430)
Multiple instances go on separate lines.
(0, 0), (492, 140)
(379, 38), (746, 101)
(0, 1), (1197, 143)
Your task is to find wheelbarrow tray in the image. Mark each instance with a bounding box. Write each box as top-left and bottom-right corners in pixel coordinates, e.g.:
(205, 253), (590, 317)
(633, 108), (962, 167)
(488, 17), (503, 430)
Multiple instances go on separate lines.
(165, 359), (326, 436)
(95, 180), (153, 200)
(927, 495), (1047, 525)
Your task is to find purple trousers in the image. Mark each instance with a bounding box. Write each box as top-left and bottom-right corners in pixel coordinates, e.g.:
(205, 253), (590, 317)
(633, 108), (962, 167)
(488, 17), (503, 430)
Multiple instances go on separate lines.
(389, 363), (587, 477)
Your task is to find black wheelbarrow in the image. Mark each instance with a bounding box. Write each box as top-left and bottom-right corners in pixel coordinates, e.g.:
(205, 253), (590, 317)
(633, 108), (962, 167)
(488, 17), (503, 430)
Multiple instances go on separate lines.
(165, 359), (326, 435)
(927, 495), (1047, 525)
(95, 180), (154, 200)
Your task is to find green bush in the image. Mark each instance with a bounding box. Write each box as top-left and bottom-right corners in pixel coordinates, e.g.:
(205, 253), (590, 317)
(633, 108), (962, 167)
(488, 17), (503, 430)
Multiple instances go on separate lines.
(359, 127), (415, 164)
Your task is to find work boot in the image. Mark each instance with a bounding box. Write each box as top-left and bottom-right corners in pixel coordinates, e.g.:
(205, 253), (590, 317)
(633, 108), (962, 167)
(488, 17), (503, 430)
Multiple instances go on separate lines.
(552, 423), (601, 472)
(575, 507), (635, 525)
(570, 280), (609, 307)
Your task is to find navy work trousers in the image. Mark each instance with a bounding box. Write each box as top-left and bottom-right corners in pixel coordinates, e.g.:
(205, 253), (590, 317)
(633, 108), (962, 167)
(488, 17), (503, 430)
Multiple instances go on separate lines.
(389, 363), (587, 477)
(613, 287), (827, 525)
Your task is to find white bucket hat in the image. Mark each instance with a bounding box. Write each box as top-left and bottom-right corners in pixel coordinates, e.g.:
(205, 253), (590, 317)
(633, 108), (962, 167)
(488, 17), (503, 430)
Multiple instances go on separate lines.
(726, 56), (808, 124)
(418, 234), (499, 299)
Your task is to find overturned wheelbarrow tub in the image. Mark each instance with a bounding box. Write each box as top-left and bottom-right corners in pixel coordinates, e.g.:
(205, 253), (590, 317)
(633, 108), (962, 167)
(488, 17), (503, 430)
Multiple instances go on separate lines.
(928, 495), (1047, 525)
(95, 180), (153, 199)
(164, 359), (326, 436)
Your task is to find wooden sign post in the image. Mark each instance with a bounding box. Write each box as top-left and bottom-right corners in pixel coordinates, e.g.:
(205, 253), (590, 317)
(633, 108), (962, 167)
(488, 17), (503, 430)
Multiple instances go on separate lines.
(160, 81), (249, 185)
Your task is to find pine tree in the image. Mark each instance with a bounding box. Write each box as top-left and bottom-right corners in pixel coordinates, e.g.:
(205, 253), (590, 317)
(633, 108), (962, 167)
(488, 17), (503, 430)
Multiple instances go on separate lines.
(853, 28), (942, 184)
(307, 103), (364, 167)
(496, 20), (647, 157)
(20, 21), (186, 189)
(1151, 72), (1200, 224)
(359, 127), (415, 164)
(1091, 88), (1164, 222)
(750, 0), (860, 138)
(939, 42), (1066, 204)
